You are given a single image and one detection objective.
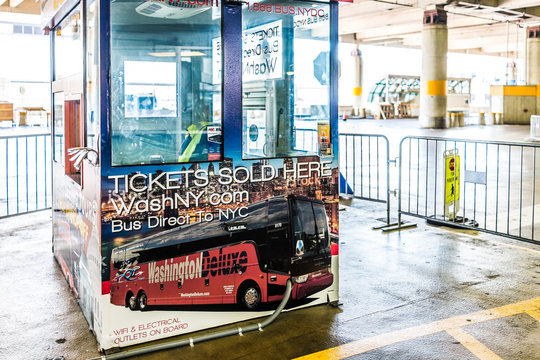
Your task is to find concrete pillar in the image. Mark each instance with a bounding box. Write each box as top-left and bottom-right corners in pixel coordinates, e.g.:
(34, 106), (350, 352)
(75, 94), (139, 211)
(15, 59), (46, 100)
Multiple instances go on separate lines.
(351, 46), (363, 116)
(420, 8), (448, 128)
(527, 26), (540, 85)
(527, 26), (540, 114)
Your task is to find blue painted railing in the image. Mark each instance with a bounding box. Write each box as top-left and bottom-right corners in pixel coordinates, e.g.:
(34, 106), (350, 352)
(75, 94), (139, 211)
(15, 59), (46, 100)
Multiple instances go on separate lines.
(0, 133), (51, 218)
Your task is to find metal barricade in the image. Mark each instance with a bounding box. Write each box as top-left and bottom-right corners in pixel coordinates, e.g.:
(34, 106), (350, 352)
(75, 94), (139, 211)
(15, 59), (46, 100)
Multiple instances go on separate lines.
(339, 133), (391, 224)
(398, 136), (540, 245)
(0, 134), (52, 218)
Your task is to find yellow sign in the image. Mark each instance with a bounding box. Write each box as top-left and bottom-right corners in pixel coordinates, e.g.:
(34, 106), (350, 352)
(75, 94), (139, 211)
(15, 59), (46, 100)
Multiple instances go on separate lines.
(445, 154), (460, 203)
(317, 122), (332, 156)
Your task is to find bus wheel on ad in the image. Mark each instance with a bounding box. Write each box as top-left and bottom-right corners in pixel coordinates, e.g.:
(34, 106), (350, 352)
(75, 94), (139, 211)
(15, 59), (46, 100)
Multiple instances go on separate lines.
(127, 292), (138, 311)
(137, 291), (148, 311)
(238, 282), (261, 310)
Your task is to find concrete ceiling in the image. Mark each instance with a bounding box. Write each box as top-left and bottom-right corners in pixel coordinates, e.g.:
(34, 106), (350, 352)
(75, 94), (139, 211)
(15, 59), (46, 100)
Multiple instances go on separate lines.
(340, 0), (540, 57)
(2, 0), (539, 57)
(0, 0), (40, 15)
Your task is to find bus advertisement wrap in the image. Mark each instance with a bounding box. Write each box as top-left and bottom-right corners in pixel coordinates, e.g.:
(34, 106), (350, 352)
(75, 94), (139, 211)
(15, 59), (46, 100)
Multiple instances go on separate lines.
(99, 156), (339, 348)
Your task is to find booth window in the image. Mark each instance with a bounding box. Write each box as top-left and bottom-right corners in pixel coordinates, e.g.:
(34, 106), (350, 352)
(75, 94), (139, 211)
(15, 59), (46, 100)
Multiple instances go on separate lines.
(54, 8), (83, 81)
(53, 6), (84, 184)
(110, 0), (222, 166)
(53, 92), (65, 165)
(86, 0), (99, 150)
(242, 0), (331, 159)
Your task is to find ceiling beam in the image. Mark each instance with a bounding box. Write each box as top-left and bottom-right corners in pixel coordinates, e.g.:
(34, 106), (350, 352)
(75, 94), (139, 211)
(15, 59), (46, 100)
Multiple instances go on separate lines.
(9, 0), (24, 7)
(0, 0), (40, 13)
(496, 0), (540, 9)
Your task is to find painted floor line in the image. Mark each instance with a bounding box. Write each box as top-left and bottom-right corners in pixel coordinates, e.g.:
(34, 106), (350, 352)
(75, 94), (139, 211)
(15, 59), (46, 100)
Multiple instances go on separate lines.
(293, 297), (540, 360)
(525, 309), (540, 321)
(446, 327), (503, 360)
(447, 228), (540, 255)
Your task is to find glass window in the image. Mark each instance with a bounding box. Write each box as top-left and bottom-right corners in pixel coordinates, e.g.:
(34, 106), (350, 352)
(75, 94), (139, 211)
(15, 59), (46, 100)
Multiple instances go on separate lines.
(313, 203), (329, 248)
(110, 0), (222, 166)
(54, 6), (83, 81)
(267, 197), (289, 273)
(53, 92), (65, 165)
(123, 60), (177, 118)
(242, 0), (330, 159)
(86, 0), (99, 150)
(292, 200), (317, 253)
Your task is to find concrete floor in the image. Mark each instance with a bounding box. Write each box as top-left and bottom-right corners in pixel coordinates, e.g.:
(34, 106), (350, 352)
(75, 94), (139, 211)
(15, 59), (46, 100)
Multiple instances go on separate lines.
(1, 198), (539, 360)
(1, 121), (539, 359)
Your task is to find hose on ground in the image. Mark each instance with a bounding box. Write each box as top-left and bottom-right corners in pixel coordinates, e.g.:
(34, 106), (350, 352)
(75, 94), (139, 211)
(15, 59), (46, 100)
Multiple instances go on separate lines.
(89, 279), (293, 360)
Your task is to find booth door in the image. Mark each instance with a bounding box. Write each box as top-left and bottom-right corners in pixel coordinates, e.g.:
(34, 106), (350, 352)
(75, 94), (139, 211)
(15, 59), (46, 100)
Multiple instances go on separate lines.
(64, 97), (83, 181)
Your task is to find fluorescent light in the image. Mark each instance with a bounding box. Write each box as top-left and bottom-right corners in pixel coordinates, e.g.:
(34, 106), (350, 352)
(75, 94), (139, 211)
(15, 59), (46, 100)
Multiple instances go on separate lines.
(148, 52), (176, 57)
(180, 50), (205, 57)
(148, 51), (206, 58)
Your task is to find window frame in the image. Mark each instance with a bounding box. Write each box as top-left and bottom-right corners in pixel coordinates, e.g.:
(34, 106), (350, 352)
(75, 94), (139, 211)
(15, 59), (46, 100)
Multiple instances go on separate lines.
(101, 0), (338, 169)
(107, 3), (224, 167)
(240, 0), (333, 162)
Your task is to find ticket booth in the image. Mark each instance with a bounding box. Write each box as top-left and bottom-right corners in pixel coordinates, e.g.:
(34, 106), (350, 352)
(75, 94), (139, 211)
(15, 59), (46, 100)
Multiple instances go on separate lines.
(42, 0), (340, 350)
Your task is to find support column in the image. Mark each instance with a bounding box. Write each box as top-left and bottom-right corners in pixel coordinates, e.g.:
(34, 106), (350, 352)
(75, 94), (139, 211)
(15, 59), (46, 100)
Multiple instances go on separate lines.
(351, 46), (363, 117)
(527, 26), (540, 85)
(527, 26), (540, 114)
(420, 8), (448, 128)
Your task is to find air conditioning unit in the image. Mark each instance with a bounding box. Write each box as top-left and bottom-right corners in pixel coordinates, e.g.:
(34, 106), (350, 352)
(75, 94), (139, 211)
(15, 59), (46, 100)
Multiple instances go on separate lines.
(135, 0), (210, 19)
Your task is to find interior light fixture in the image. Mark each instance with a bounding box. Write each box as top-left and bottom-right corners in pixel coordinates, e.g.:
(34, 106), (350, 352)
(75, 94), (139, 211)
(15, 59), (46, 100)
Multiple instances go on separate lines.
(180, 50), (205, 57)
(148, 51), (206, 57)
(148, 52), (176, 57)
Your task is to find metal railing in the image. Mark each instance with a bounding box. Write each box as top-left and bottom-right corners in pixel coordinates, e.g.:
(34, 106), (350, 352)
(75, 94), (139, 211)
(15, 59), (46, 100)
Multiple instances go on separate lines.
(398, 136), (540, 245)
(339, 133), (391, 224)
(293, 128), (318, 153)
(0, 134), (52, 218)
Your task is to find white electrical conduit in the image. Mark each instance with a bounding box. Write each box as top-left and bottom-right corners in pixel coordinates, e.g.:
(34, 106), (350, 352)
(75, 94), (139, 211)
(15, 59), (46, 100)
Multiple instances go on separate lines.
(88, 279), (293, 360)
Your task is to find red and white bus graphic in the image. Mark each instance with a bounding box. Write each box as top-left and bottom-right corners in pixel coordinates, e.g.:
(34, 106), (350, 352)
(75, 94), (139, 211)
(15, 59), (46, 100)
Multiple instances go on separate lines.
(110, 195), (334, 311)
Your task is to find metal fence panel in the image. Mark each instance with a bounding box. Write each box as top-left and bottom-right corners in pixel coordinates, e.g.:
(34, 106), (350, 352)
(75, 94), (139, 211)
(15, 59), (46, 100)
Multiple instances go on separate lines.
(398, 136), (540, 245)
(0, 134), (52, 218)
(339, 133), (392, 226)
(339, 133), (389, 203)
